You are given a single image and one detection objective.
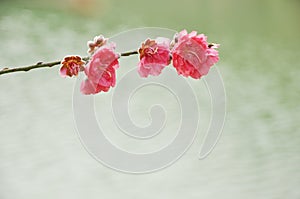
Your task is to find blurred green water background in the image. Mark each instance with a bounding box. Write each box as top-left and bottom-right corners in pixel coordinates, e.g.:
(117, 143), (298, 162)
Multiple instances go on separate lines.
(0, 0), (299, 198)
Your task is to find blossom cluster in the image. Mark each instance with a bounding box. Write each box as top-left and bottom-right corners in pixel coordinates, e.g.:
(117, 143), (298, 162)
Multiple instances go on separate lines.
(60, 30), (219, 95)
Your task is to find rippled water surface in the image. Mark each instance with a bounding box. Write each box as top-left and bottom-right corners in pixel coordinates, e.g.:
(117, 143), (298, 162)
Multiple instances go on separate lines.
(0, 0), (299, 198)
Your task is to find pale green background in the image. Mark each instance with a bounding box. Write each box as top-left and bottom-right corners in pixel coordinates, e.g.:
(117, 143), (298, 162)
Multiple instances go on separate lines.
(0, 0), (299, 198)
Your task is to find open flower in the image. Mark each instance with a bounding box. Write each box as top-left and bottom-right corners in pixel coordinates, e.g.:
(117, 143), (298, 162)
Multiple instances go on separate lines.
(60, 56), (85, 77)
(171, 30), (219, 79)
(80, 43), (119, 95)
(138, 38), (171, 77)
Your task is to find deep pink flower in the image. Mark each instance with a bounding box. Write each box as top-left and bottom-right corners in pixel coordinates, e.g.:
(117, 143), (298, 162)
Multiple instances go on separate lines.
(171, 30), (219, 79)
(80, 43), (119, 95)
(60, 56), (85, 77)
(138, 38), (171, 77)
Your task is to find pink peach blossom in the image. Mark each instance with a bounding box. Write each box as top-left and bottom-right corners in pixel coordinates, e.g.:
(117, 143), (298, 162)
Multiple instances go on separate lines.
(60, 56), (85, 77)
(171, 30), (219, 79)
(138, 38), (171, 77)
(80, 43), (119, 95)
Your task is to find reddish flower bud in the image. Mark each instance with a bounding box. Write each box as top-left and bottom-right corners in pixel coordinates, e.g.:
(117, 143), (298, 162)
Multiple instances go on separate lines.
(60, 56), (85, 77)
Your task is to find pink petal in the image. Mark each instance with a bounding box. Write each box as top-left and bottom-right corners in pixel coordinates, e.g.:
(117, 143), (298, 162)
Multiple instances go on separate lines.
(80, 79), (99, 95)
(59, 66), (68, 78)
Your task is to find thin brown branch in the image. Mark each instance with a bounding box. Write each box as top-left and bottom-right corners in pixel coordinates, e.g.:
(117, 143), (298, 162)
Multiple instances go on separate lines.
(0, 50), (138, 76)
(0, 60), (62, 76)
(120, 50), (138, 57)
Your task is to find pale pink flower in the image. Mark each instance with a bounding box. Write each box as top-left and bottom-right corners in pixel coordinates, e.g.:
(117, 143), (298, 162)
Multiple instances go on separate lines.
(138, 38), (171, 77)
(80, 43), (119, 95)
(60, 56), (85, 77)
(87, 35), (108, 54)
(171, 30), (219, 79)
